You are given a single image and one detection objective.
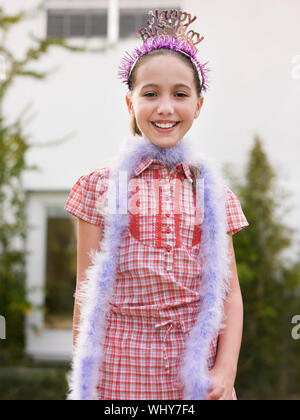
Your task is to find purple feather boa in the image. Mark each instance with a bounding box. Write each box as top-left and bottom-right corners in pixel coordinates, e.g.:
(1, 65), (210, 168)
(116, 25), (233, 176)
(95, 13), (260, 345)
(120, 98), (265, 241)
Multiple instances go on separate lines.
(67, 136), (231, 400)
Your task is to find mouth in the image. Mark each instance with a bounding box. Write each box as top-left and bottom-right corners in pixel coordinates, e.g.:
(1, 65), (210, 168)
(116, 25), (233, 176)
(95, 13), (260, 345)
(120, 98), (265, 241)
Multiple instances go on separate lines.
(151, 121), (180, 133)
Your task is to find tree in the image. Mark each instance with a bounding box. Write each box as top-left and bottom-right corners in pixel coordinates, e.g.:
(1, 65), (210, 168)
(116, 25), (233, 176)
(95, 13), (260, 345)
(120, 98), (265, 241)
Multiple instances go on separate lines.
(229, 137), (300, 399)
(0, 1), (110, 363)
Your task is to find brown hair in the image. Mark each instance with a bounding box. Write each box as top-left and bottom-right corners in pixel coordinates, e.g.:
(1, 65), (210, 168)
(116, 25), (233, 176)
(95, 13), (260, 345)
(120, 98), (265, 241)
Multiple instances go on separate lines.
(128, 48), (202, 188)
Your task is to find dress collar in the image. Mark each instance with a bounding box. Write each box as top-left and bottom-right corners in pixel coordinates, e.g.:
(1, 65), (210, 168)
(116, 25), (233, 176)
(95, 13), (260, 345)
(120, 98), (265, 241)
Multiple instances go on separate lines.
(134, 157), (194, 182)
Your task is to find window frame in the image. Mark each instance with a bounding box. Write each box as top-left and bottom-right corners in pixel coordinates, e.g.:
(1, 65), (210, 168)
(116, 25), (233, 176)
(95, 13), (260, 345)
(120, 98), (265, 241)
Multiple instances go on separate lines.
(25, 191), (74, 361)
(45, 0), (182, 41)
(46, 8), (108, 39)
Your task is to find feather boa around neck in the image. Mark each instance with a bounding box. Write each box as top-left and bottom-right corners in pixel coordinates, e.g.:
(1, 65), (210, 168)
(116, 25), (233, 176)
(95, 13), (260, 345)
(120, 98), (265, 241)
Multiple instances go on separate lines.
(68, 135), (232, 400)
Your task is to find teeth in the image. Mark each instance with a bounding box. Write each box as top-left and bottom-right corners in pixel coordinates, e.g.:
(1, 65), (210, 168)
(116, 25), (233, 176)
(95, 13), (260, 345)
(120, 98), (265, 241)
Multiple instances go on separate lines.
(154, 122), (177, 129)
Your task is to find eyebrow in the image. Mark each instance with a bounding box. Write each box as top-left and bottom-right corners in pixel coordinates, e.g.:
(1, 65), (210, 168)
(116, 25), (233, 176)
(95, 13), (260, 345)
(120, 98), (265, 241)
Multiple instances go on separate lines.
(141, 83), (192, 91)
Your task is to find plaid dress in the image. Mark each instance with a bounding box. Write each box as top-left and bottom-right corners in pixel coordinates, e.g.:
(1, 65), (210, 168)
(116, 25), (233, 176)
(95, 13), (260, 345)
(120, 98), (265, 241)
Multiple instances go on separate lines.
(65, 158), (249, 400)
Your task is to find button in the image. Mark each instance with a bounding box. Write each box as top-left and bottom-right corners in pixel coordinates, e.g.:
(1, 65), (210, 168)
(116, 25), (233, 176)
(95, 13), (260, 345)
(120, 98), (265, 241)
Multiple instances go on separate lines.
(194, 249), (200, 255)
(166, 214), (170, 218)
(166, 245), (172, 252)
(166, 264), (172, 273)
(136, 186), (140, 192)
(136, 199), (140, 207)
(166, 227), (171, 234)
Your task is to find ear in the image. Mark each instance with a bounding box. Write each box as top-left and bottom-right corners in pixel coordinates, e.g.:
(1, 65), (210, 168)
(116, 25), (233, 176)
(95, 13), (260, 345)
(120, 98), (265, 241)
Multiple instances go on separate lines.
(126, 94), (134, 116)
(194, 96), (204, 119)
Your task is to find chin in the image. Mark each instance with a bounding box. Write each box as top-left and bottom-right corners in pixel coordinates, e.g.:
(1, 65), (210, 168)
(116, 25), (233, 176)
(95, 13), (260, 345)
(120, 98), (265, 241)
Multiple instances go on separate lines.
(150, 137), (180, 148)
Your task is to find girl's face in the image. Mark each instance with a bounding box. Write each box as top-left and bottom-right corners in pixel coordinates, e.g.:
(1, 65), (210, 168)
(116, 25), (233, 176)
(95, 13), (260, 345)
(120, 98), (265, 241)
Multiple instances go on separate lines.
(126, 54), (204, 148)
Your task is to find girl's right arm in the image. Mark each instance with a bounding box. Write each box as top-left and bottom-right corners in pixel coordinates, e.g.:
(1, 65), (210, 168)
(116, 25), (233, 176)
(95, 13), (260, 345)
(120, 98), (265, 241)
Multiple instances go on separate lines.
(73, 218), (104, 348)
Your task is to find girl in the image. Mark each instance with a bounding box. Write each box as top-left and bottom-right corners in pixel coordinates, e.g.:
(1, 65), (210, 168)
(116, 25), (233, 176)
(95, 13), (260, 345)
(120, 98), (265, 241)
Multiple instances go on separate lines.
(64, 10), (249, 401)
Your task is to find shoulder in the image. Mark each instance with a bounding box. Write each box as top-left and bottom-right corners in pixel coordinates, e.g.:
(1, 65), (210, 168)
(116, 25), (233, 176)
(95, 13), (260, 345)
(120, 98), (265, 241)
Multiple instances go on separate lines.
(79, 167), (110, 183)
(223, 184), (238, 199)
(223, 184), (242, 210)
(65, 167), (111, 228)
(223, 184), (250, 235)
(76, 167), (110, 194)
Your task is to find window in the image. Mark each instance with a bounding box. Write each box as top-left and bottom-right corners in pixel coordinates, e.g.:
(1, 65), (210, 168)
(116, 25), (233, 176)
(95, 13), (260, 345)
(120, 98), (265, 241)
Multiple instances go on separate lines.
(47, 9), (108, 38)
(44, 208), (77, 330)
(119, 9), (148, 39)
(46, 1), (181, 40)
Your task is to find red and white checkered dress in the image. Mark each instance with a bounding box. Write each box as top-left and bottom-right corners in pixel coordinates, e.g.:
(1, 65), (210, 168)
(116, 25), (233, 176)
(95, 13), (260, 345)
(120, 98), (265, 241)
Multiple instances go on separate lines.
(65, 157), (249, 400)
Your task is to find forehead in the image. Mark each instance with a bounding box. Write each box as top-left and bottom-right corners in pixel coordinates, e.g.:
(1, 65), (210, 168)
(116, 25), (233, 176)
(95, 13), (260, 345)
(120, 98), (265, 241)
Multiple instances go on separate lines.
(134, 53), (195, 87)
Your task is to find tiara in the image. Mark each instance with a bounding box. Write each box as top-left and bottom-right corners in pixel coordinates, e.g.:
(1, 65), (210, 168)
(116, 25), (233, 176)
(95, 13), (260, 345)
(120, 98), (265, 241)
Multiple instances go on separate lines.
(118, 9), (210, 92)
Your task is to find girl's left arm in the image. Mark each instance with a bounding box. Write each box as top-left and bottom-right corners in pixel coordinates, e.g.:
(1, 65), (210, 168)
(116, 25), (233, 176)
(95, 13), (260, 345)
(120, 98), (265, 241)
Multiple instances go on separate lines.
(206, 233), (244, 401)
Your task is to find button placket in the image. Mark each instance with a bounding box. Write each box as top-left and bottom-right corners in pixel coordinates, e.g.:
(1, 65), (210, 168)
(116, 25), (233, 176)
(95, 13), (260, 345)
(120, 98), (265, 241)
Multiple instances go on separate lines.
(160, 180), (176, 248)
(165, 245), (173, 273)
(160, 180), (172, 215)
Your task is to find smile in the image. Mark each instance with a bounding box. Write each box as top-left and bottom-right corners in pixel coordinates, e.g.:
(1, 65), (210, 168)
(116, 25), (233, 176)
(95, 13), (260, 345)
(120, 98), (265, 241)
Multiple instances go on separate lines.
(151, 121), (180, 130)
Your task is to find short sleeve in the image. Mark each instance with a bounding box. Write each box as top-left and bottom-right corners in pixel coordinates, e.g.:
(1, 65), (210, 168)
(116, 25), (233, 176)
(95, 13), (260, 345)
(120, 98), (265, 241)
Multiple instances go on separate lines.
(224, 185), (249, 235)
(64, 168), (110, 231)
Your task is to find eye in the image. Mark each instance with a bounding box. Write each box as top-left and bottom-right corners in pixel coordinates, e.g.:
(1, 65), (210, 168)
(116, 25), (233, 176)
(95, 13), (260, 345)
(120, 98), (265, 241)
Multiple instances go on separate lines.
(175, 92), (188, 98)
(143, 92), (157, 98)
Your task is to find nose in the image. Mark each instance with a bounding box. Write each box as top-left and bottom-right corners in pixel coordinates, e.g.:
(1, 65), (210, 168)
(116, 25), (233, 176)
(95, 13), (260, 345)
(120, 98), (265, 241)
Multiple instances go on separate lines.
(157, 95), (174, 115)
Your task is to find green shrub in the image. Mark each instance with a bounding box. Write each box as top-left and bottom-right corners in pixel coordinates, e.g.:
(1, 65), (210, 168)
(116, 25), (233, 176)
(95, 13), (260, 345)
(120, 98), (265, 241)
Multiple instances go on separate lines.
(0, 364), (69, 400)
